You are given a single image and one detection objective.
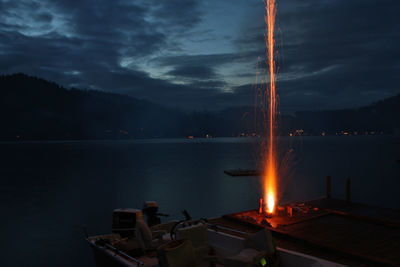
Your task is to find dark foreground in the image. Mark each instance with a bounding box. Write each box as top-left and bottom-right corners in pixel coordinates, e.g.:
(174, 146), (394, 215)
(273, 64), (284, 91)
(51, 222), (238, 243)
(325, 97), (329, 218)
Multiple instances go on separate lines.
(0, 136), (399, 266)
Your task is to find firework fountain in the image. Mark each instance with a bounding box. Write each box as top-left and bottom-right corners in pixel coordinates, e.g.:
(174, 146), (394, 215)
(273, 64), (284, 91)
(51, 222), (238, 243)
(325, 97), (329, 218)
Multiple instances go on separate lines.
(262, 0), (277, 214)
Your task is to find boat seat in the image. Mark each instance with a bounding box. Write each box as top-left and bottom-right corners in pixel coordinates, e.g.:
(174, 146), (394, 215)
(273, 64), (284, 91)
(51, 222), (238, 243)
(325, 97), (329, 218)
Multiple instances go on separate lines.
(176, 222), (210, 265)
(157, 239), (197, 267)
(135, 218), (170, 250)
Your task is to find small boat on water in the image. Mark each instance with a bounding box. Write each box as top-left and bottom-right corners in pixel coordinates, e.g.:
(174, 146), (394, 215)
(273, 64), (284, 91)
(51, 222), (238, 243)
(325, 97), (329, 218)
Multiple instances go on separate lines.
(86, 201), (344, 267)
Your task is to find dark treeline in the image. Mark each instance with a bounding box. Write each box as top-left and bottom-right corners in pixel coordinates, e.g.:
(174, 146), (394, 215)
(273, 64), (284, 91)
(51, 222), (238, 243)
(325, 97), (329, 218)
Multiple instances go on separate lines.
(290, 95), (400, 135)
(0, 73), (231, 140)
(1, 73), (399, 140)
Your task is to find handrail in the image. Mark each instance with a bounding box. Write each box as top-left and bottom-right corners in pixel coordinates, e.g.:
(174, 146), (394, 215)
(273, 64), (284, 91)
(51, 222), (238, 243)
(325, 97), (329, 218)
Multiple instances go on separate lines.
(207, 223), (248, 236)
(86, 237), (144, 267)
(103, 243), (144, 267)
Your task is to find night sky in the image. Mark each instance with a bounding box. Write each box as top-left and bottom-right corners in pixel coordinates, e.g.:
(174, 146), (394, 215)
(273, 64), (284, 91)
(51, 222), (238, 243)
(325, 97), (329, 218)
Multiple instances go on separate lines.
(1, 0), (399, 113)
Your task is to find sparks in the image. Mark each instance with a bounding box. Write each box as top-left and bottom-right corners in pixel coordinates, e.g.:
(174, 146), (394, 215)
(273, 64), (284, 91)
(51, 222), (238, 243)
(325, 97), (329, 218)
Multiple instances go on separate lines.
(264, 0), (277, 214)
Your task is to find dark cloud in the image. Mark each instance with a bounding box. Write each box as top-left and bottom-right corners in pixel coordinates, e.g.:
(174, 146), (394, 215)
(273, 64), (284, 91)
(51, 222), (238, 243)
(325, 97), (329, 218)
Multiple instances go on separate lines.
(0, 0), (208, 106)
(266, 0), (400, 111)
(167, 65), (216, 80)
(0, 0), (399, 112)
(149, 0), (203, 31)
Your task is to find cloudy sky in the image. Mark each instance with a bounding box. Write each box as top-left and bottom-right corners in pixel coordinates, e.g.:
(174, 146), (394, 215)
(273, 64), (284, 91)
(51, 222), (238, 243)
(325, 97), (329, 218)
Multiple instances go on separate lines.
(1, 0), (399, 113)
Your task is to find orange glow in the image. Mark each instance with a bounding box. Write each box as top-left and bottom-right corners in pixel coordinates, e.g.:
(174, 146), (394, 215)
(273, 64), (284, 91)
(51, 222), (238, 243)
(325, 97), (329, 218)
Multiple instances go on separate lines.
(259, 198), (263, 214)
(263, 0), (277, 214)
(265, 156), (276, 214)
(267, 192), (275, 213)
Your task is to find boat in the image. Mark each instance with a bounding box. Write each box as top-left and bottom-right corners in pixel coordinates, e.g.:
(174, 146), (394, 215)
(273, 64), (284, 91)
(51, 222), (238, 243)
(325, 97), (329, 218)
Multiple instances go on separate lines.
(86, 201), (345, 267)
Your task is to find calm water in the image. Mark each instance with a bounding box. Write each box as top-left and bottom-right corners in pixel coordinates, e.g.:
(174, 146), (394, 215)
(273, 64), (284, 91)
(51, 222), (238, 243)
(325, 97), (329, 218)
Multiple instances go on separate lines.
(0, 136), (399, 267)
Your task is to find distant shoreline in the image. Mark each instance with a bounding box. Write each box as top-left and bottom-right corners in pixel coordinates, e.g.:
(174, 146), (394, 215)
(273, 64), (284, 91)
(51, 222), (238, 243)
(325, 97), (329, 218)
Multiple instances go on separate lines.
(0, 134), (397, 144)
(2, 74), (399, 141)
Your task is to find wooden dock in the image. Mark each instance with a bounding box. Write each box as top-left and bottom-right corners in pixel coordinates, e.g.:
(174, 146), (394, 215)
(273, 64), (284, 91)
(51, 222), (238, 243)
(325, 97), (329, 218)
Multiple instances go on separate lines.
(223, 169), (262, 177)
(209, 198), (400, 266)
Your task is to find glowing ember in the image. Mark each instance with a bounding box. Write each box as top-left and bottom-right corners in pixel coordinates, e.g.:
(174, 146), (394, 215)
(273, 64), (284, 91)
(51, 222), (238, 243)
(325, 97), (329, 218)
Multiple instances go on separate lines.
(263, 0), (277, 214)
(267, 191), (275, 214)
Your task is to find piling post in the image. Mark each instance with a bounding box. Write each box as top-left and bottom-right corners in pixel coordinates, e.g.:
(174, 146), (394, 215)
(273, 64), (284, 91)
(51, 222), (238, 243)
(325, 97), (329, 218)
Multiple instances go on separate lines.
(346, 178), (351, 202)
(326, 176), (331, 199)
(83, 225), (88, 239)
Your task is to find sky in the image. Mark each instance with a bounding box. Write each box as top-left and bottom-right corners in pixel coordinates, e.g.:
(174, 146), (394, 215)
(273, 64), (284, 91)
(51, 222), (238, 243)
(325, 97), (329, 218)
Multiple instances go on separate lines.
(1, 0), (399, 113)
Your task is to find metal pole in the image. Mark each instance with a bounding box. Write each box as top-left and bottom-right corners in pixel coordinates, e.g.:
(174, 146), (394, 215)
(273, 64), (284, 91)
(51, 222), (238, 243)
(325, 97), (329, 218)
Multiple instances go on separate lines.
(346, 178), (351, 202)
(326, 176), (331, 199)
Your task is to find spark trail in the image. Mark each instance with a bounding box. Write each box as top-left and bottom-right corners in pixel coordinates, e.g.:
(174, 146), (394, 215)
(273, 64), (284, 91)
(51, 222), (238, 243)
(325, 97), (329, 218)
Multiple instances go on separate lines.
(264, 0), (277, 214)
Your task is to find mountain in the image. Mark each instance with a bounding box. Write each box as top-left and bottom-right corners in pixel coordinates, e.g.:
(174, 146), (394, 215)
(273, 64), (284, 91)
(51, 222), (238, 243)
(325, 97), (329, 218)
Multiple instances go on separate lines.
(0, 73), (399, 140)
(217, 92), (400, 136)
(0, 73), (188, 140)
(292, 94), (400, 135)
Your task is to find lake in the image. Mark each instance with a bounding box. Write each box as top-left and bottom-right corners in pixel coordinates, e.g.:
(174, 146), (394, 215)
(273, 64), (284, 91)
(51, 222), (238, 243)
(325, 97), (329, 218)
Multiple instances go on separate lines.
(0, 136), (399, 266)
